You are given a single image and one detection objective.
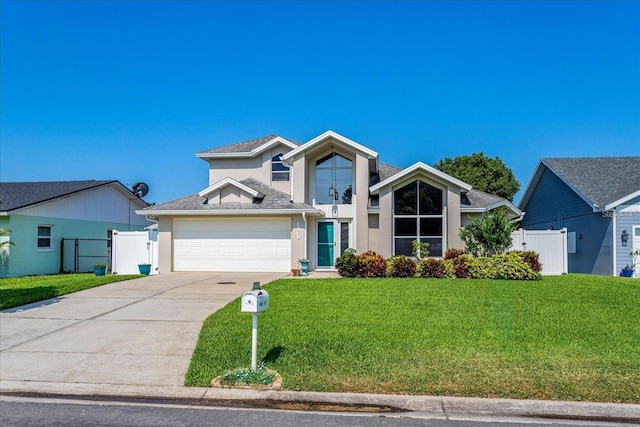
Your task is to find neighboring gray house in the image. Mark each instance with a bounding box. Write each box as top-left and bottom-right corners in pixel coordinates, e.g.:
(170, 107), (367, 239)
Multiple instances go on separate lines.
(0, 180), (150, 277)
(138, 130), (520, 273)
(519, 157), (640, 276)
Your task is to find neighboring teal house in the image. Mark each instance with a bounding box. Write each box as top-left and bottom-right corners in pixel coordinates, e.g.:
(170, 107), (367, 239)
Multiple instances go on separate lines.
(0, 180), (151, 278)
(519, 157), (640, 276)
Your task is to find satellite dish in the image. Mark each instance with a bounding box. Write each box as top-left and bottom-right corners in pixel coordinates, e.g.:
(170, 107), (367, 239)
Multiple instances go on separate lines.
(132, 182), (149, 198)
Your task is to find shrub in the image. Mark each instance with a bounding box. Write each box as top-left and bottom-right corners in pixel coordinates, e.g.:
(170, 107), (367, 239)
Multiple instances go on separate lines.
(460, 208), (516, 256)
(356, 250), (387, 278)
(444, 248), (465, 260)
(418, 258), (446, 278)
(411, 240), (430, 260)
(387, 255), (417, 278)
(335, 249), (359, 278)
(510, 250), (543, 273)
(468, 253), (541, 280)
(447, 254), (472, 278)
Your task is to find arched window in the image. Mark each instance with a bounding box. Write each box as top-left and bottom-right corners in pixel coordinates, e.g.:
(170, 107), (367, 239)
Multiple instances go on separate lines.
(271, 153), (289, 182)
(393, 180), (444, 257)
(315, 153), (352, 204)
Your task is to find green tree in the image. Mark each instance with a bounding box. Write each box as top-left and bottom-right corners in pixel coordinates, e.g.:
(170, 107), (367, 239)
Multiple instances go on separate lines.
(459, 209), (516, 257)
(434, 152), (520, 201)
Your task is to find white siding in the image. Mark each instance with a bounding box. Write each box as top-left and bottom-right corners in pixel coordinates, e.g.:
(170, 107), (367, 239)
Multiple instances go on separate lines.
(12, 186), (148, 226)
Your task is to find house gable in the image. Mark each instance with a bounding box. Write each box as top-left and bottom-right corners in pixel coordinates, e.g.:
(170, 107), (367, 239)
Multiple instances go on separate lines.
(199, 178), (264, 204)
(519, 165), (594, 229)
(369, 162), (471, 195)
(282, 130), (378, 165)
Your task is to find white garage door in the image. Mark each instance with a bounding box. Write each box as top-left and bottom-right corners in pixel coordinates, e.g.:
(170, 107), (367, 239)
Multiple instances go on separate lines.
(173, 218), (291, 272)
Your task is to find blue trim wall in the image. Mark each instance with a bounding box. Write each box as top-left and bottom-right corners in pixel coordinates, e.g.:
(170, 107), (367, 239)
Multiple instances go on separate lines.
(614, 195), (640, 276)
(520, 166), (613, 275)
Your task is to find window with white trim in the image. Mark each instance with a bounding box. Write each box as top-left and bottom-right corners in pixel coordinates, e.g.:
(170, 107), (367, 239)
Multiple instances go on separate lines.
(271, 153), (289, 182)
(37, 225), (54, 250)
(393, 180), (444, 257)
(315, 153), (352, 205)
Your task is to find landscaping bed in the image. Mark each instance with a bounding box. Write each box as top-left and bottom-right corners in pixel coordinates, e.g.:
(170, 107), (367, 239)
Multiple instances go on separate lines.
(185, 275), (640, 403)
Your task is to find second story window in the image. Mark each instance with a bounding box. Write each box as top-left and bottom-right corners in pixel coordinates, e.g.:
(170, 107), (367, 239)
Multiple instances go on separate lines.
(271, 153), (289, 182)
(316, 153), (352, 205)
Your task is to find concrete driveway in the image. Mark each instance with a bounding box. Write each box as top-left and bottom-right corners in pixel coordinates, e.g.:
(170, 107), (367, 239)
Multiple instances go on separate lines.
(0, 272), (286, 388)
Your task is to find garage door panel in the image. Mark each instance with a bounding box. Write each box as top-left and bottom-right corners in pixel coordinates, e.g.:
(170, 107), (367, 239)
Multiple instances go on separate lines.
(174, 218), (291, 272)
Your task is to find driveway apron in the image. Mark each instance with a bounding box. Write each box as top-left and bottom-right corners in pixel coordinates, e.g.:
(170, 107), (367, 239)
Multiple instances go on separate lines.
(0, 272), (286, 387)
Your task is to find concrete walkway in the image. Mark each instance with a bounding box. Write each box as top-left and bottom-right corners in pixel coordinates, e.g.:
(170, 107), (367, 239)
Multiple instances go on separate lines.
(0, 272), (286, 387)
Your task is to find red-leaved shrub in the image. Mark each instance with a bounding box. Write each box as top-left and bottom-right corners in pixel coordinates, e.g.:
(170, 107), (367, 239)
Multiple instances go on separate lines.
(444, 248), (466, 260)
(356, 250), (387, 278)
(418, 258), (446, 278)
(387, 256), (417, 278)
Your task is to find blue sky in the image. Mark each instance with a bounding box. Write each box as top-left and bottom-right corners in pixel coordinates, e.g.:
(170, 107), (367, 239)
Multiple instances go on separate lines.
(1, 0), (638, 205)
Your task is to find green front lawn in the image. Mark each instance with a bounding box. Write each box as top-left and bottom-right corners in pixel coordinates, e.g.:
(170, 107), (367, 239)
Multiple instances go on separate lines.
(185, 275), (640, 403)
(0, 274), (143, 310)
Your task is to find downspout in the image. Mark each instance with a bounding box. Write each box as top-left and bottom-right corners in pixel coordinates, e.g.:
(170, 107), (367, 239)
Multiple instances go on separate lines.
(290, 169), (294, 203)
(302, 211), (308, 260)
(612, 208), (617, 276)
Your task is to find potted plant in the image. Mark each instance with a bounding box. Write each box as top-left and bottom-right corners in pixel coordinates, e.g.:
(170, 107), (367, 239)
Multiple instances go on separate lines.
(138, 263), (152, 276)
(291, 268), (301, 277)
(93, 263), (107, 276)
(622, 249), (640, 278)
(298, 259), (310, 276)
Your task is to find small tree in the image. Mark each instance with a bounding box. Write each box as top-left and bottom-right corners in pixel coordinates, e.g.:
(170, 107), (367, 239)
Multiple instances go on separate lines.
(460, 208), (516, 257)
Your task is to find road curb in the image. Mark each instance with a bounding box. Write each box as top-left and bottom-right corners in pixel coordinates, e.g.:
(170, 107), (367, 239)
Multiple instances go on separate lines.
(1, 381), (639, 423)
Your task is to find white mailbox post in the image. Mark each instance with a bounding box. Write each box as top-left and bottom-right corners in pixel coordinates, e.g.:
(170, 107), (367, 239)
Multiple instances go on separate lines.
(241, 282), (269, 370)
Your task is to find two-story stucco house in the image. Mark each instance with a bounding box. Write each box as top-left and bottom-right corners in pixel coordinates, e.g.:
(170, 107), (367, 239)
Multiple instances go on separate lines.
(138, 131), (520, 273)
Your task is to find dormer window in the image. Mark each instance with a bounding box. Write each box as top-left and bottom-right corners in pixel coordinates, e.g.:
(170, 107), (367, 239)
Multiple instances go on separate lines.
(271, 153), (289, 182)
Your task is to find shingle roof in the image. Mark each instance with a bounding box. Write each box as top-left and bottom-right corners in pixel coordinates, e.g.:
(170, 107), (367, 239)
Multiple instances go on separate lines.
(542, 157), (640, 208)
(0, 180), (119, 212)
(196, 135), (302, 155)
(461, 189), (506, 209)
(144, 178), (318, 213)
(378, 162), (403, 182)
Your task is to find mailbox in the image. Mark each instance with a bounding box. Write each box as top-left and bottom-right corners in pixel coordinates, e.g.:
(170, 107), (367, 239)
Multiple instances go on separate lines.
(241, 287), (269, 313)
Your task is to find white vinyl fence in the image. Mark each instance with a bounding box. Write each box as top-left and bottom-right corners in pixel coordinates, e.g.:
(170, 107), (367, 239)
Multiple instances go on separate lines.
(111, 228), (158, 275)
(510, 228), (568, 275)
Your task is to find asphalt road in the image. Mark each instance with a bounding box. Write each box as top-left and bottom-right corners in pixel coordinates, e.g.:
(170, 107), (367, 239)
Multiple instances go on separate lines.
(0, 397), (629, 427)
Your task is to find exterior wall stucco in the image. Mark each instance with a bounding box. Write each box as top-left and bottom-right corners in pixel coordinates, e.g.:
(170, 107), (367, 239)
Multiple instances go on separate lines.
(0, 215), (147, 278)
(290, 214), (305, 270)
(157, 216), (174, 275)
(377, 186), (393, 258)
(207, 143), (294, 195)
(354, 154), (370, 252)
(447, 188), (464, 250)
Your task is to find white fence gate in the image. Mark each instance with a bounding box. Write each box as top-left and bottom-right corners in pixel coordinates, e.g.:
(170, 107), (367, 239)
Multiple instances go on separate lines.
(111, 229), (159, 275)
(510, 228), (568, 275)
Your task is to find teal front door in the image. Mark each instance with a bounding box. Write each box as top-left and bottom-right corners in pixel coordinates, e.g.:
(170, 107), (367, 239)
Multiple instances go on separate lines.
(317, 222), (335, 267)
